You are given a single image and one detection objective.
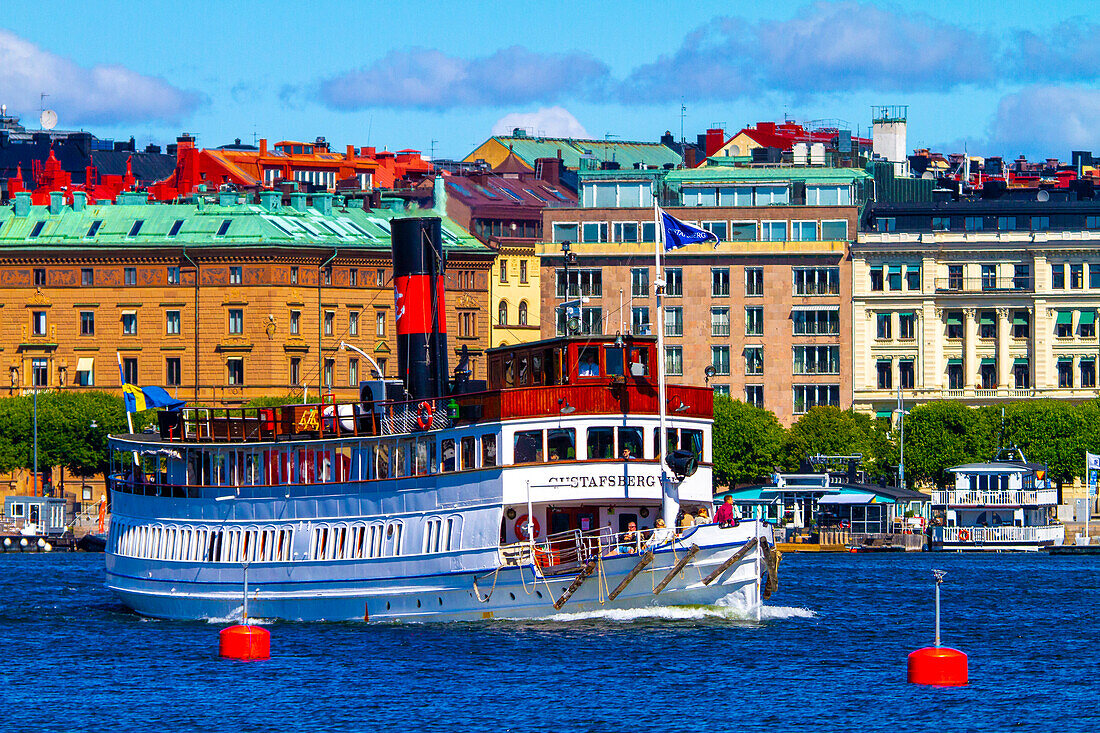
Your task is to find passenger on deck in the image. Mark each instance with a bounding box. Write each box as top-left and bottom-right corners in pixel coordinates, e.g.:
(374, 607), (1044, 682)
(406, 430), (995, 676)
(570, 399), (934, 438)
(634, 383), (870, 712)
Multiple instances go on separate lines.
(646, 518), (674, 548)
(620, 448), (633, 460)
(579, 354), (599, 376)
(714, 495), (737, 528)
(618, 521), (639, 553)
(695, 507), (710, 525)
(677, 510), (695, 535)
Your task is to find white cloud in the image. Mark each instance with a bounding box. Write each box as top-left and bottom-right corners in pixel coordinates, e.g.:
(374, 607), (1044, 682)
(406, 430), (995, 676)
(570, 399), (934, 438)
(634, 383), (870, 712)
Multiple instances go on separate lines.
(0, 29), (201, 125)
(491, 107), (589, 139)
(983, 86), (1100, 157)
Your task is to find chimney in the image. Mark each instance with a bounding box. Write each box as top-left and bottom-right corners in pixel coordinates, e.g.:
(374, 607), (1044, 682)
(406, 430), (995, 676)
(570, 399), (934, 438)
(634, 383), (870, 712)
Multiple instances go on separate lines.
(391, 217), (449, 400)
(432, 174), (447, 215)
(49, 191), (64, 215)
(72, 191), (86, 212)
(346, 144), (355, 160)
(13, 191), (31, 216)
(313, 192), (333, 216)
(289, 192), (307, 212)
(705, 128), (725, 157)
(259, 138), (268, 156)
(536, 157), (561, 187)
(258, 190), (280, 211)
(685, 147), (697, 168)
(219, 191), (238, 207)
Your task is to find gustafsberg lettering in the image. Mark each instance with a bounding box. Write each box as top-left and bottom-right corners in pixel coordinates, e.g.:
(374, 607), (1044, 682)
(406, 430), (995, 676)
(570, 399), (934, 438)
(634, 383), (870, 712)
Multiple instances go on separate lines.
(550, 475), (657, 488)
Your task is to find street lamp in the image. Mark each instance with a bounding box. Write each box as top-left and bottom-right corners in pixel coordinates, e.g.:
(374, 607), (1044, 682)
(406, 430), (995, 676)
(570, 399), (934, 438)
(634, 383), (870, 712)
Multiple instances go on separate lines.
(896, 381), (909, 489)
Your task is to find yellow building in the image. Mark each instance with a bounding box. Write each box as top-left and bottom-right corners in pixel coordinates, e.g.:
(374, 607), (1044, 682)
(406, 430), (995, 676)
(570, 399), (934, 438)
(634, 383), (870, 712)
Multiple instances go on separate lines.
(489, 244), (541, 347)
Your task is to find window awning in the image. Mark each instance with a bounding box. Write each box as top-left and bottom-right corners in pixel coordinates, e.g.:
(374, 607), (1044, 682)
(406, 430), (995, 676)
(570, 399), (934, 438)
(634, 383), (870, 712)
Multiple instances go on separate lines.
(121, 309), (137, 316)
(875, 410), (892, 419)
(1012, 315), (1028, 326)
(948, 358), (963, 366)
(1013, 358), (1029, 367)
(1080, 309), (1096, 323)
(1058, 356), (1073, 363)
(979, 313), (994, 326)
(76, 357), (94, 371)
(818, 492), (879, 505)
(1056, 310), (1074, 326)
(888, 265), (901, 274)
(947, 314), (962, 326)
(980, 358), (996, 366)
(898, 311), (915, 318)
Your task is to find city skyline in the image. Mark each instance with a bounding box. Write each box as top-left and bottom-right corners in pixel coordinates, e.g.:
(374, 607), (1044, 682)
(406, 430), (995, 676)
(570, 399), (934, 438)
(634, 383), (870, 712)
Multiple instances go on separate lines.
(4, 0), (1100, 159)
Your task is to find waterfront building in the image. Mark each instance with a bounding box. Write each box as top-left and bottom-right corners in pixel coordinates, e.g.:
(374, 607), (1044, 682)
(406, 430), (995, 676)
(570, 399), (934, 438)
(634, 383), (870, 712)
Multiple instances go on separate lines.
(539, 165), (867, 425)
(465, 129), (682, 171)
(852, 191), (1100, 418)
(0, 190), (493, 406)
(443, 154), (576, 347)
(711, 121), (871, 161)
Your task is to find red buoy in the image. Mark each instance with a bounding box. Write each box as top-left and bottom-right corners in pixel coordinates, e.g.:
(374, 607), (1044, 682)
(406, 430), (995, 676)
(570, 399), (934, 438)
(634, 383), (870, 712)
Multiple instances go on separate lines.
(908, 646), (968, 686)
(219, 625), (270, 660)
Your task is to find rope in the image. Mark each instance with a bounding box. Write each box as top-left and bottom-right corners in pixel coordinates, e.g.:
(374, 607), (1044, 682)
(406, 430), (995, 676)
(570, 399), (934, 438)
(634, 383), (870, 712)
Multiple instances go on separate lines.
(596, 551), (609, 604)
(473, 565), (503, 603)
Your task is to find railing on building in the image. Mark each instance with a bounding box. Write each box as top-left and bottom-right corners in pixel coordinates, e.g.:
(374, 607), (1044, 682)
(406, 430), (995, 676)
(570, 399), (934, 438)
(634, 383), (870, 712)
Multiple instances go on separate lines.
(933, 276), (1034, 293)
(930, 489), (1059, 507)
(933, 524), (1063, 544)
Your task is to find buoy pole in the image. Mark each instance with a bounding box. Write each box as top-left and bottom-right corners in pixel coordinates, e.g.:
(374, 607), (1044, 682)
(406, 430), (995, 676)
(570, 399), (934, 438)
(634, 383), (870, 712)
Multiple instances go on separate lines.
(907, 568), (967, 686)
(242, 561), (249, 624)
(219, 560), (270, 661)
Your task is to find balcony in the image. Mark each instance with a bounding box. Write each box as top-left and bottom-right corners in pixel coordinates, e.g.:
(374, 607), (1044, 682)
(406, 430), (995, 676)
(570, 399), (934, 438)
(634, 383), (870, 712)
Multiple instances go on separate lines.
(929, 489), (1059, 507)
(932, 525), (1064, 545)
(934, 276), (1033, 293)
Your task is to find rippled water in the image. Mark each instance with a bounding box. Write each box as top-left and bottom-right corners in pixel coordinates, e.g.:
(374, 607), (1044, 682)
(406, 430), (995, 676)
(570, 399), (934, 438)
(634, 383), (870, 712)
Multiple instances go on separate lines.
(3, 551), (1098, 732)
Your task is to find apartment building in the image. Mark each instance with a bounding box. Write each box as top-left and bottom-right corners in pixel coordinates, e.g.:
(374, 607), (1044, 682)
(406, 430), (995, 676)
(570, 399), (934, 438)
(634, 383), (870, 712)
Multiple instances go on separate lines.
(539, 165), (867, 425)
(853, 195), (1100, 416)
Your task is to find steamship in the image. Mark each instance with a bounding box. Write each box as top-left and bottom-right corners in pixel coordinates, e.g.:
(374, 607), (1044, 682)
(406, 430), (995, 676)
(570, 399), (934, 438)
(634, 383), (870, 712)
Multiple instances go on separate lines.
(104, 218), (776, 621)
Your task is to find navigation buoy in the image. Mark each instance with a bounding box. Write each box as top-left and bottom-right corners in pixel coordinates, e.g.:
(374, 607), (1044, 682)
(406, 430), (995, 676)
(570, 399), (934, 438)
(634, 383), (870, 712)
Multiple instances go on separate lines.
(219, 624), (270, 660)
(219, 562), (269, 660)
(907, 569), (967, 686)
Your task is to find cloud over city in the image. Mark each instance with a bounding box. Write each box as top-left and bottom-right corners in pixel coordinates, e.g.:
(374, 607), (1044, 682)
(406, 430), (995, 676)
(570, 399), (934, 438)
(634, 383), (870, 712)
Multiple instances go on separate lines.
(981, 86), (1100, 156)
(319, 46), (609, 110)
(491, 107), (590, 139)
(0, 29), (202, 125)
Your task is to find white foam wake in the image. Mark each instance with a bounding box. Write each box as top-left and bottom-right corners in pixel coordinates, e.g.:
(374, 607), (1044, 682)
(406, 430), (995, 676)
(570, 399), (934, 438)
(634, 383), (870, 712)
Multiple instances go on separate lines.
(532, 602), (815, 624)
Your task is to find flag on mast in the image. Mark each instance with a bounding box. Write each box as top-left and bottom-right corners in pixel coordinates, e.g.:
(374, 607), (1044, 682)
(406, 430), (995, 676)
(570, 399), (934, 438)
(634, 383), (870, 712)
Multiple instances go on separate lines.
(659, 207), (720, 250)
(117, 353), (186, 413)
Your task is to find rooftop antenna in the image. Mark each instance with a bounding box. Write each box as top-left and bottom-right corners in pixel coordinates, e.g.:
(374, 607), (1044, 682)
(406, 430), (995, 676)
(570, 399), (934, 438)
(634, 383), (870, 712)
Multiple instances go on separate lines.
(679, 98), (686, 145)
(430, 139), (437, 161)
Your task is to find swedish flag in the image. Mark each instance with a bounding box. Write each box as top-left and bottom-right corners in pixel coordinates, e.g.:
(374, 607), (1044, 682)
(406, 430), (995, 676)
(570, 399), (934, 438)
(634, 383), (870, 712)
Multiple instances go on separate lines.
(122, 383), (186, 413)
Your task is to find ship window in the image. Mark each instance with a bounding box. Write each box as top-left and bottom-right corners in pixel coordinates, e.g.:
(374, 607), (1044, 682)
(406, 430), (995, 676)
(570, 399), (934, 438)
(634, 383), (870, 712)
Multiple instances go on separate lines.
(395, 441), (411, 478)
(414, 440), (431, 476)
(531, 354), (544, 385)
(547, 429), (576, 461)
(374, 443), (390, 479)
(461, 436), (477, 469)
(682, 429), (704, 463)
(503, 357), (514, 387)
(516, 356), (529, 386)
(604, 347), (624, 376)
(441, 439), (456, 472)
(578, 347), (599, 377)
(618, 427), (644, 459)
(514, 430), (543, 464)
(587, 427), (614, 460)
(629, 348), (649, 377)
(654, 428), (678, 458)
(482, 435), (498, 467)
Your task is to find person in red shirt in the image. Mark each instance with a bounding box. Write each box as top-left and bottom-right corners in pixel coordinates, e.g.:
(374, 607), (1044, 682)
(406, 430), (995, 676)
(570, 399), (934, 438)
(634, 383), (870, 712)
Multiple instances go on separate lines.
(714, 495), (737, 528)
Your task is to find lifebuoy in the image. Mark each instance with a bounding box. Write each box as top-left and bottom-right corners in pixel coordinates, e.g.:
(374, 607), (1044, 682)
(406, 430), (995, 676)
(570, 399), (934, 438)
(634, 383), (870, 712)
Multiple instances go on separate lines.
(515, 514), (540, 541)
(958, 529), (971, 541)
(416, 401), (433, 430)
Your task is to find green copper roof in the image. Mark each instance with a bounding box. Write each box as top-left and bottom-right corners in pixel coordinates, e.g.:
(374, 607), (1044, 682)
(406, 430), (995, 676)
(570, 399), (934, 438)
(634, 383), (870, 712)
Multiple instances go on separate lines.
(482, 135), (682, 170)
(665, 166), (871, 184)
(0, 198), (489, 253)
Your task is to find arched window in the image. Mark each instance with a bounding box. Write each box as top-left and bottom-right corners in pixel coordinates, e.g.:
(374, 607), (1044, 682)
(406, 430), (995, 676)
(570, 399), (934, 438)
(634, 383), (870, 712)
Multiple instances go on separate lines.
(498, 300), (508, 326)
(518, 301), (528, 326)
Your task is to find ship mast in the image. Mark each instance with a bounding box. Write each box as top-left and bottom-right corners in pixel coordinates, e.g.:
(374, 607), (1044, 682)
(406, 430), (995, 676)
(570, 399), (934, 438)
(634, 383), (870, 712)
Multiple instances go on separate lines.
(654, 202), (679, 528)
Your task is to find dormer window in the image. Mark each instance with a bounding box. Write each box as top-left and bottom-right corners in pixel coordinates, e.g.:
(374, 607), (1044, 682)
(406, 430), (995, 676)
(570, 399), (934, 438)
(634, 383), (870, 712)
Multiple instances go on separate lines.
(86, 220), (103, 238)
(168, 219), (184, 237)
(128, 220), (144, 237)
(216, 219), (232, 237)
(29, 221), (46, 238)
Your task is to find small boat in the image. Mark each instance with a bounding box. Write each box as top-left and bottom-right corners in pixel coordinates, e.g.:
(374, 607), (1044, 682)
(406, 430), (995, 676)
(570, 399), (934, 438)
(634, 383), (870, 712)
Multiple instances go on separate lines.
(929, 447), (1064, 552)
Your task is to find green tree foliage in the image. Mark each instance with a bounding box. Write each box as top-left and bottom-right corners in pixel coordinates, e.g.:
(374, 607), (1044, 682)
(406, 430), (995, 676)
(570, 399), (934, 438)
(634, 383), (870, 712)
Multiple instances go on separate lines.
(0, 396), (31, 473)
(1003, 400), (1087, 484)
(782, 407), (887, 474)
(0, 392), (129, 477)
(711, 397), (784, 487)
(245, 395), (303, 408)
(904, 400), (998, 486)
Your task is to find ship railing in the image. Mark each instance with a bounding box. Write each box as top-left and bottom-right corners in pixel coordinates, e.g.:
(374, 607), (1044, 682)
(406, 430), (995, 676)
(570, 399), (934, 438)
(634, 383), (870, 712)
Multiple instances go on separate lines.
(500, 524), (688, 571)
(170, 397), (451, 443)
(934, 524), (1064, 544)
(930, 489), (1059, 507)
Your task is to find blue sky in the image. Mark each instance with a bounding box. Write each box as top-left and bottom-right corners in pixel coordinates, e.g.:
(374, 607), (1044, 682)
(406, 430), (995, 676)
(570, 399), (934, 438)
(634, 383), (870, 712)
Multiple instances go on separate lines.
(4, 0), (1100, 160)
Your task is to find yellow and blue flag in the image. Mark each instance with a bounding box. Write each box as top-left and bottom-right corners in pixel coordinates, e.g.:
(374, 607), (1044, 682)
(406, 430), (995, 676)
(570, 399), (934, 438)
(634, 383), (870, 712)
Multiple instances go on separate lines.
(118, 354), (185, 412)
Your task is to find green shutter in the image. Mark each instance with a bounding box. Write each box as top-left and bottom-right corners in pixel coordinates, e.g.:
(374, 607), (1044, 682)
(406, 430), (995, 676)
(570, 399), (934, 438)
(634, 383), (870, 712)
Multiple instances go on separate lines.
(898, 311), (915, 318)
(876, 410), (892, 419)
(1056, 310), (1074, 326)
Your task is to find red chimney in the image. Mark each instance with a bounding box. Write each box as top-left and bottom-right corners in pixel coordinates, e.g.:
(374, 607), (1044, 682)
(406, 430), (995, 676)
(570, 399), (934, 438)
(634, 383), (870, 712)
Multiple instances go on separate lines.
(259, 138), (268, 156)
(685, 147), (697, 168)
(705, 128), (725, 157)
(535, 157), (561, 187)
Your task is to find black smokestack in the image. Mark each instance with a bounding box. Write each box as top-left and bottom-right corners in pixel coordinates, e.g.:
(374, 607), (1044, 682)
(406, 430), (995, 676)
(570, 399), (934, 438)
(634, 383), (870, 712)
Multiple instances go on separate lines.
(391, 218), (448, 400)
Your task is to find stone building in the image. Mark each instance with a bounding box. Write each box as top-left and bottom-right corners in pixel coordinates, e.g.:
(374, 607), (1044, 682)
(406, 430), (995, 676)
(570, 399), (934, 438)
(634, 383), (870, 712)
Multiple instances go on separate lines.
(539, 165), (866, 425)
(0, 191), (494, 406)
(853, 195), (1100, 416)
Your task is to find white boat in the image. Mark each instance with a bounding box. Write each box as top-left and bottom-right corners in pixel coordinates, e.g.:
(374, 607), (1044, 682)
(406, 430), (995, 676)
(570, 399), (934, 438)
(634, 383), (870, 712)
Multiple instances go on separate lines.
(929, 449), (1065, 552)
(103, 217), (776, 621)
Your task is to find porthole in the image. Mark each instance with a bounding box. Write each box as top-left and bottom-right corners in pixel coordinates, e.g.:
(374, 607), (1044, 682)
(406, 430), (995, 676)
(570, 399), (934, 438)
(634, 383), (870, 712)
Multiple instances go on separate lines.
(535, 590), (543, 599)
(416, 599), (421, 608)
(386, 602), (391, 610)
(438, 597), (443, 606)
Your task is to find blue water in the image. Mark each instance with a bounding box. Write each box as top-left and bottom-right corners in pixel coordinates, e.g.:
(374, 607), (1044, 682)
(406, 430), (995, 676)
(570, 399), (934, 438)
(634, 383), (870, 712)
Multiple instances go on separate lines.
(3, 551), (1098, 732)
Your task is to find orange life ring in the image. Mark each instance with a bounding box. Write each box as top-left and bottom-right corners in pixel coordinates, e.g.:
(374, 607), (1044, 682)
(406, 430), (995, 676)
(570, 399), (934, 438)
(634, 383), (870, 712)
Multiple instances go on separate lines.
(958, 528), (971, 541)
(416, 401), (433, 430)
(515, 514), (540, 541)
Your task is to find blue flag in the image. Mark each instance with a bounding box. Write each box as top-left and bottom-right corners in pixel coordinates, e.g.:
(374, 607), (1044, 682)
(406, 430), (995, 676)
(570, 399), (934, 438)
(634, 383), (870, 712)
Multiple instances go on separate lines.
(122, 384), (186, 413)
(660, 209), (719, 250)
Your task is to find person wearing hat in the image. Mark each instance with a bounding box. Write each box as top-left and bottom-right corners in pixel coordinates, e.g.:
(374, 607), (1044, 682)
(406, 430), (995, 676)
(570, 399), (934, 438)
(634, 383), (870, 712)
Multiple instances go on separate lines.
(646, 517), (674, 548)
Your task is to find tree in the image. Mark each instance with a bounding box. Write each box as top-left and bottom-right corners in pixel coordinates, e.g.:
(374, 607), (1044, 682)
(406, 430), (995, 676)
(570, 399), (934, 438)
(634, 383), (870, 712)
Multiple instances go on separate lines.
(37, 391), (129, 477)
(1004, 400), (1087, 484)
(0, 396), (31, 473)
(711, 397), (785, 487)
(904, 400), (998, 486)
(781, 406), (886, 474)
